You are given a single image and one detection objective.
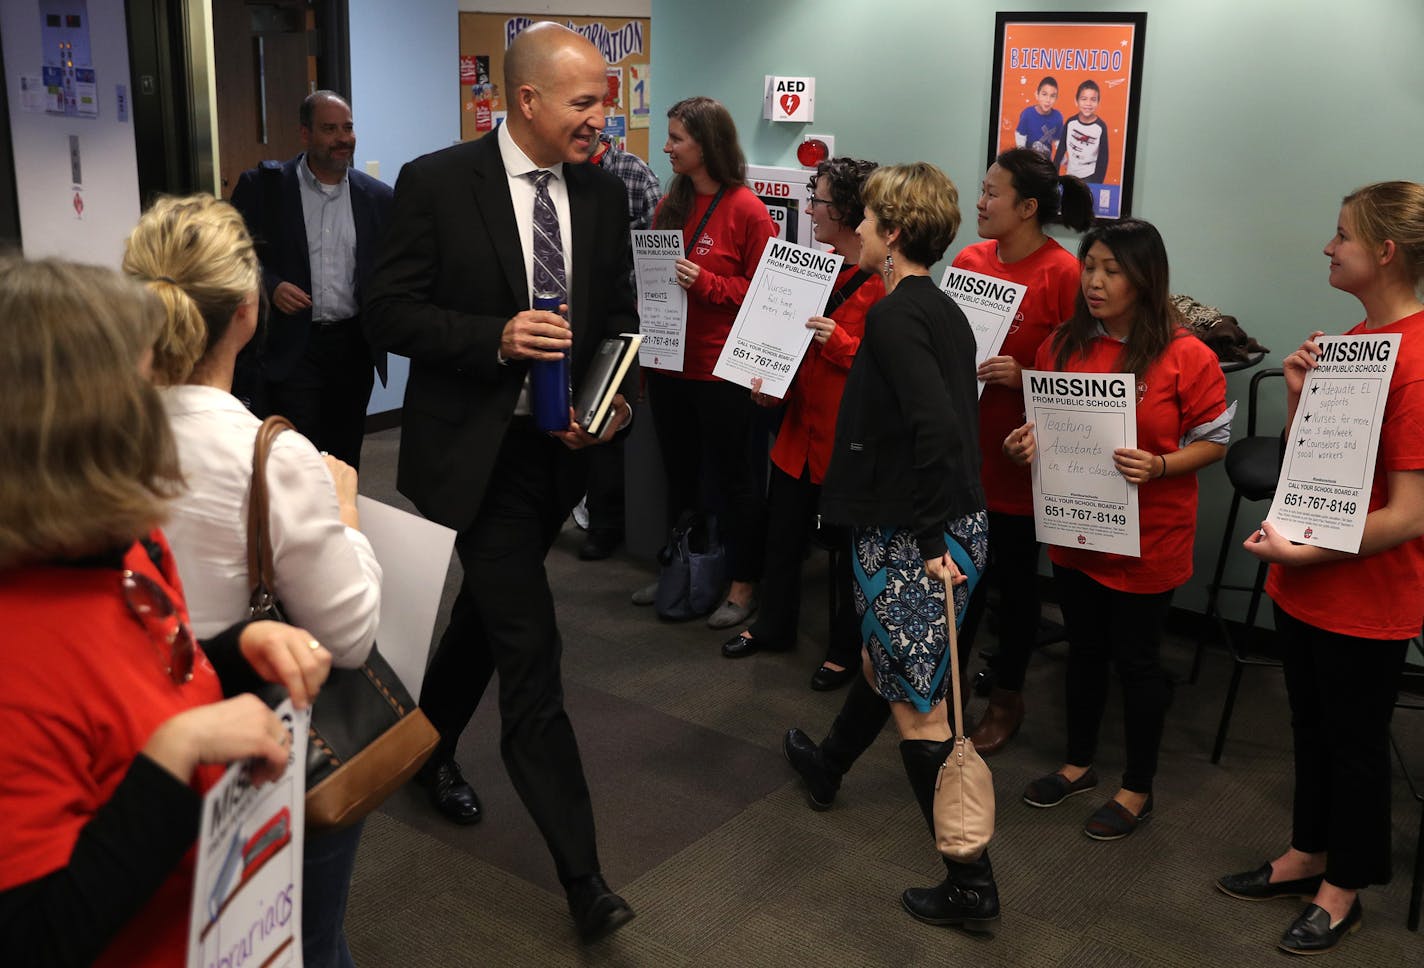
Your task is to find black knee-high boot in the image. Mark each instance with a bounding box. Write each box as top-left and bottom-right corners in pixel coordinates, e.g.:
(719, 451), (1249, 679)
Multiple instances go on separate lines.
(898, 739), (1000, 933)
(782, 675), (890, 809)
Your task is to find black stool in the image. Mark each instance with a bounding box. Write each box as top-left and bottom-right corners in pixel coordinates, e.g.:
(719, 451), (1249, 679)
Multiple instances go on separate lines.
(1192, 368), (1285, 763)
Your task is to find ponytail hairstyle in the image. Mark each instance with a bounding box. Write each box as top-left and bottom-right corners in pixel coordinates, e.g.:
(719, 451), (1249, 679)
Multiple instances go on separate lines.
(993, 147), (1094, 232)
(653, 96), (747, 231)
(121, 194), (260, 385)
(1340, 180), (1424, 290)
(1050, 218), (1181, 378)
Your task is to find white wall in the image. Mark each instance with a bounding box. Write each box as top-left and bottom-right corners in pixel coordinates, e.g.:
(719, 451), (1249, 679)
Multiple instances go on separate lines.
(1, 0), (140, 266)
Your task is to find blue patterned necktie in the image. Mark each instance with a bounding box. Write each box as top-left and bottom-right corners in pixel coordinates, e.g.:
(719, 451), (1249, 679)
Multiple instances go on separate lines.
(528, 170), (566, 304)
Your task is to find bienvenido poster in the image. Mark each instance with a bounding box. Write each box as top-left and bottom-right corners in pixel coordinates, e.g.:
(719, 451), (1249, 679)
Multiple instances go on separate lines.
(188, 700), (309, 968)
(1022, 369), (1140, 556)
(1266, 333), (1398, 553)
(631, 229), (686, 372)
(712, 238), (842, 399)
(939, 265), (1028, 398)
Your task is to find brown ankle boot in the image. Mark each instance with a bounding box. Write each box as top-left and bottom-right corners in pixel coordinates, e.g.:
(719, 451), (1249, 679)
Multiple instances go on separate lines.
(969, 688), (1024, 756)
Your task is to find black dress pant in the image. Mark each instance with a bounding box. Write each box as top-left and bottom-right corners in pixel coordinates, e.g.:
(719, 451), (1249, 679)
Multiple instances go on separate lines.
(646, 371), (765, 582)
(1276, 604), (1409, 889)
(961, 511), (1042, 691)
(265, 322), (375, 469)
(747, 464), (859, 667)
(1054, 564), (1173, 794)
(418, 421), (599, 885)
(584, 433), (625, 536)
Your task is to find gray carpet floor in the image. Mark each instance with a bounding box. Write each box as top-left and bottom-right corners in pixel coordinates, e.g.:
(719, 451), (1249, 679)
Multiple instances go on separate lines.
(344, 427), (1423, 967)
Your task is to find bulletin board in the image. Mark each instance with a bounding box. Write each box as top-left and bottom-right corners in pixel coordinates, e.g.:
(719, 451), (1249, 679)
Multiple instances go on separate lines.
(458, 13), (653, 163)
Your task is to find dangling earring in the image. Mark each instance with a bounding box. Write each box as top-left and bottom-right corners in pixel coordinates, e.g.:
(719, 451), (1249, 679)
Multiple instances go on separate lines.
(882, 254), (894, 277)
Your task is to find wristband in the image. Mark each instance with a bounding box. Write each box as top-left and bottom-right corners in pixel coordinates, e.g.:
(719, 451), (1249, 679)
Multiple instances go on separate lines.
(1157, 454), (1167, 479)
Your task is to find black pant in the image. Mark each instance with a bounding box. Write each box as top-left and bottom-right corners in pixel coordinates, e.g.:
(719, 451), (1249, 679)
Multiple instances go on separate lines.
(646, 372), (765, 582)
(747, 464), (859, 666)
(1276, 604), (1409, 889)
(418, 421), (599, 885)
(584, 433), (625, 536)
(961, 511), (1042, 691)
(1055, 564), (1173, 793)
(264, 323), (374, 469)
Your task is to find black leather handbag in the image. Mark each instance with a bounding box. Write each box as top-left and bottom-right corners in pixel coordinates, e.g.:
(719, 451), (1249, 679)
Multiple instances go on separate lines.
(247, 416), (438, 830)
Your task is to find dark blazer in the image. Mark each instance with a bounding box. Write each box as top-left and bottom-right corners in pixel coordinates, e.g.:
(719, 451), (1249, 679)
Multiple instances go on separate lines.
(820, 275), (985, 560)
(363, 134), (639, 533)
(230, 155), (394, 382)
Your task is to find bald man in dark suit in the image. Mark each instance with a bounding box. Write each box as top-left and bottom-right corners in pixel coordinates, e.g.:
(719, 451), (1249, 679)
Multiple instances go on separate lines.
(364, 23), (637, 943)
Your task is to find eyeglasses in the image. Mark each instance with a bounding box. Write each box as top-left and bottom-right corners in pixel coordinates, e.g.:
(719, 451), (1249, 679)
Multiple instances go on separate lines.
(121, 569), (196, 684)
(807, 196), (834, 210)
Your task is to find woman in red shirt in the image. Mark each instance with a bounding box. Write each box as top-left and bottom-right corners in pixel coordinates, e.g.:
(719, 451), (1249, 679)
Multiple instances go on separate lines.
(720, 156), (884, 689)
(639, 97), (777, 628)
(952, 148), (1093, 753)
(1005, 219), (1229, 841)
(1217, 182), (1424, 956)
(0, 259), (329, 968)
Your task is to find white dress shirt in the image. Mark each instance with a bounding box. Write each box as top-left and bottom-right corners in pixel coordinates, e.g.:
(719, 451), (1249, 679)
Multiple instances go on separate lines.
(160, 385), (382, 666)
(296, 153), (360, 321)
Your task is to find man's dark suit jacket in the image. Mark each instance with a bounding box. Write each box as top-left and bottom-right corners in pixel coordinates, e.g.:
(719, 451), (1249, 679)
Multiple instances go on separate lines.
(363, 134), (639, 534)
(230, 156), (394, 382)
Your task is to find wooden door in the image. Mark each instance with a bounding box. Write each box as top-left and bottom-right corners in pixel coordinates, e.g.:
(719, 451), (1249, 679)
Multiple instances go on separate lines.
(213, 0), (315, 198)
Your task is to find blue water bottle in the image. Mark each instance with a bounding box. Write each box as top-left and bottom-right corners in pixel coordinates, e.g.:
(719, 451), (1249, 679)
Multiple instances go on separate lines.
(530, 291), (571, 431)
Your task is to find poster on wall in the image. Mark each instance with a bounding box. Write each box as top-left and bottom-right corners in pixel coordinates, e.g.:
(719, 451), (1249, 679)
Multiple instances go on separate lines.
(988, 12), (1147, 220)
(628, 63), (651, 129)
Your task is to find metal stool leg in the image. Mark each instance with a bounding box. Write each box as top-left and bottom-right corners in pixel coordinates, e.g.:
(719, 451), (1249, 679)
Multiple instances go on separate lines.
(1211, 660), (1245, 764)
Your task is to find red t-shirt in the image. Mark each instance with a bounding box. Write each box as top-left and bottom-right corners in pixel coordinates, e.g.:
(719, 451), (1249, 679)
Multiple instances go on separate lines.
(770, 263), (885, 483)
(0, 531), (225, 967)
(649, 185), (777, 381)
(1267, 312), (1424, 639)
(1040, 330), (1228, 594)
(953, 239), (1079, 514)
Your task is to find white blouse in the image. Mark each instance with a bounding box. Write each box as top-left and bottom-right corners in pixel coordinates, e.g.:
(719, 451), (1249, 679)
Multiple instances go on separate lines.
(161, 385), (381, 667)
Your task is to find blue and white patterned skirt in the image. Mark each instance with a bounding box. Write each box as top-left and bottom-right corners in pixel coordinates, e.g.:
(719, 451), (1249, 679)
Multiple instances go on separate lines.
(851, 511), (989, 712)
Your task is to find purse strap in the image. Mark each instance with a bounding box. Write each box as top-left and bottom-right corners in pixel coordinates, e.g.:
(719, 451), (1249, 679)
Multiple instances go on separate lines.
(942, 572), (965, 743)
(246, 415), (296, 611)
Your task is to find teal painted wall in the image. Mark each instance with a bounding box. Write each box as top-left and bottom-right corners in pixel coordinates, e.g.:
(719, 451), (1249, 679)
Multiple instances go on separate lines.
(650, 0), (1424, 617)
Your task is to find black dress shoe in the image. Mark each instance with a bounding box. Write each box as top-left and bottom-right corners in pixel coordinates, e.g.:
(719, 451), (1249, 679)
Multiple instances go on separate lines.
(721, 632), (790, 658)
(809, 663), (857, 691)
(1278, 899), (1362, 955)
(578, 529), (622, 561)
(1217, 862), (1325, 902)
(566, 873), (634, 943)
(418, 758), (483, 825)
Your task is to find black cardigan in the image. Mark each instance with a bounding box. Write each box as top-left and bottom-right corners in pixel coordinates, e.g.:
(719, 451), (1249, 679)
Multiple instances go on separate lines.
(820, 275), (984, 559)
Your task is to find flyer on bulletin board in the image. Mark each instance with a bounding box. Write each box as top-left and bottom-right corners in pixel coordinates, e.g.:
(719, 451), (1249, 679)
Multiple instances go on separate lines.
(187, 700), (309, 968)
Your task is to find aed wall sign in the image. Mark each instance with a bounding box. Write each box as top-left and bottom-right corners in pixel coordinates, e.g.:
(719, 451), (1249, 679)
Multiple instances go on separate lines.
(763, 76), (814, 122)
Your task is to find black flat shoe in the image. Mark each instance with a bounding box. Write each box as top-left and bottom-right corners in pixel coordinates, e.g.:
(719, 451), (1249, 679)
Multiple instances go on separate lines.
(1083, 794), (1153, 841)
(1278, 899), (1362, 955)
(1022, 768), (1098, 808)
(418, 758), (483, 825)
(721, 632), (760, 658)
(578, 529), (622, 561)
(810, 663), (857, 691)
(1217, 863), (1324, 902)
(566, 873), (635, 943)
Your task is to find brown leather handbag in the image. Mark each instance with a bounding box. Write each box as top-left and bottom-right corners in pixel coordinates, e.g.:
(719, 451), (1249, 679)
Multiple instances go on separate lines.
(247, 416), (438, 830)
(934, 571), (996, 861)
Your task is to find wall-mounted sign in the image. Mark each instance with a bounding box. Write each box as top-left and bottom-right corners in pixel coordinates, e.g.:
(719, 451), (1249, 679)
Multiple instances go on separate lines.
(763, 76), (814, 123)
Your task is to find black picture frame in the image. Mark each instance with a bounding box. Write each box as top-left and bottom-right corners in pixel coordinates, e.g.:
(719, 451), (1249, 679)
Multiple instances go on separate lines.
(988, 12), (1148, 220)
